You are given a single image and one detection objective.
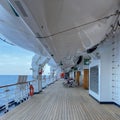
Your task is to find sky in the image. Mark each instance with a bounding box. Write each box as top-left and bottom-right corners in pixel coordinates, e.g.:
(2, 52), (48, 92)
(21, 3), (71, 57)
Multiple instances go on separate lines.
(0, 40), (50, 75)
(0, 40), (35, 75)
(0, 32), (51, 75)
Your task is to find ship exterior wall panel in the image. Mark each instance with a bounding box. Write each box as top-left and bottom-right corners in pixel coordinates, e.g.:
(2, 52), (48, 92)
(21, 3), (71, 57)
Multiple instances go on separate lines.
(100, 43), (112, 102)
(112, 32), (120, 105)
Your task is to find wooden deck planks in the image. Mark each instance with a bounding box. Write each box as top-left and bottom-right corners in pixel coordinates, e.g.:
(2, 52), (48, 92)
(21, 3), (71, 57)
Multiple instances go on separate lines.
(1, 80), (120, 120)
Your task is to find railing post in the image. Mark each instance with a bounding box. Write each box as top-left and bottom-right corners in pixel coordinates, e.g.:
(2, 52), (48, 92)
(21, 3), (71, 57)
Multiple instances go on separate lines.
(0, 80), (35, 112)
(15, 85), (20, 105)
(5, 87), (9, 113)
(26, 83), (29, 99)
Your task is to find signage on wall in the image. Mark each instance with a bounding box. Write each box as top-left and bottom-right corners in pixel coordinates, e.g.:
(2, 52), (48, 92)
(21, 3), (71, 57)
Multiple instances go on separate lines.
(84, 58), (91, 65)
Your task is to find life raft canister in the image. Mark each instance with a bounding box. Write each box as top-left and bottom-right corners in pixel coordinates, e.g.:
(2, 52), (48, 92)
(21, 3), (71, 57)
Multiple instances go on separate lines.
(29, 84), (34, 96)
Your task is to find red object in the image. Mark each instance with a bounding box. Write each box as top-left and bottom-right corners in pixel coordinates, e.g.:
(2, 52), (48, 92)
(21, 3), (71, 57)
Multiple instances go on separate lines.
(29, 85), (34, 96)
(39, 70), (44, 75)
(60, 73), (65, 78)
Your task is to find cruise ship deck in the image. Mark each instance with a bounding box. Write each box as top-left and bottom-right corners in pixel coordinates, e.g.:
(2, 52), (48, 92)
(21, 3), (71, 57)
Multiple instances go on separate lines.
(2, 80), (120, 120)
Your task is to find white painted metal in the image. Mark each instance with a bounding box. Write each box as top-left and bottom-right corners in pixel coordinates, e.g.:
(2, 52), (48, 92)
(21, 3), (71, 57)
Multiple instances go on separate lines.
(0, 0), (119, 70)
(89, 39), (117, 102)
(112, 31), (120, 105)
(0, 0), (120, 108)
(0, 0), (49, 56)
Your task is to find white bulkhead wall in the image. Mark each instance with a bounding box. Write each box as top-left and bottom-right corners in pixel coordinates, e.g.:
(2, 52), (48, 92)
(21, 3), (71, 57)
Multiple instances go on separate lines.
(111, 31), (120, 105)
(70, 71), (75, 79)
(89, 29), (120, 104)
(100, 41), (113, 102)
(100, 30), (120, 104)
(89, 40), (113, 102)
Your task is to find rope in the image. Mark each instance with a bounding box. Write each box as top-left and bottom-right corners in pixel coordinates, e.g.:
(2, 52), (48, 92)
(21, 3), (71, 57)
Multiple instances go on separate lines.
(37, 13), (118, 39)
(0, 37), (15, 46)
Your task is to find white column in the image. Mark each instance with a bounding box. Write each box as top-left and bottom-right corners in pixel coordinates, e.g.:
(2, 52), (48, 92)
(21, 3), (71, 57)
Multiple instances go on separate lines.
(37, 74), (42, 92)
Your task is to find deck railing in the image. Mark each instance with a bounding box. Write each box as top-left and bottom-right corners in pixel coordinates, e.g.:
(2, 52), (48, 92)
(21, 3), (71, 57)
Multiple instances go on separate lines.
(0, 76), (56, 114)
(0, 80), (36, 113)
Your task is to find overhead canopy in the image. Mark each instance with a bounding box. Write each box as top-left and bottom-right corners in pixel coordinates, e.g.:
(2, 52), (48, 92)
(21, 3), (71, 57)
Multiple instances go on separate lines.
(0, 0), (49, 56)
(0, 0), (120, 70)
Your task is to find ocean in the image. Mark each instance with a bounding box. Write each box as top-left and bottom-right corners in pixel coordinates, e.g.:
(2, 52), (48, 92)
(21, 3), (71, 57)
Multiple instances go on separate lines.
(0, 75), (33, 86)
(0, 75), (51, 107)
(0, 75), (33, 106)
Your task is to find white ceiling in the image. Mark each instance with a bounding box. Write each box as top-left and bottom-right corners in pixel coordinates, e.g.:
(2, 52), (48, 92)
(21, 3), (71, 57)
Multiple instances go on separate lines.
(0, 0), (119, 69)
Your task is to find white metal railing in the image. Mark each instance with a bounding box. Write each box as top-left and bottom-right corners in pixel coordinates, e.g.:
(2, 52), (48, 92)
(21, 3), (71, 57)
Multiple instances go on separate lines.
(42, 76), (56, 88)
(0, 76), (57, 114)
(0, 80), (36, 113)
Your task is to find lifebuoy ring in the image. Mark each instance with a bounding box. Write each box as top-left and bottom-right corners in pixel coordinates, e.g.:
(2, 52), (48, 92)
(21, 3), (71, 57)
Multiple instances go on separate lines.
(29, 85), (34, 96)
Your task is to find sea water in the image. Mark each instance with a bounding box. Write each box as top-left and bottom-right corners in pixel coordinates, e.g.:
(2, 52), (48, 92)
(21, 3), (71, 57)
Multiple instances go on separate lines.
(0, 75), (33, 86)
(0, 75), (52, 107)
(0, 75), (33, 106)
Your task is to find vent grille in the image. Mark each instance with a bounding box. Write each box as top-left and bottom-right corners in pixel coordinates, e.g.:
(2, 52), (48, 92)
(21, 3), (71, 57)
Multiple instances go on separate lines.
(90, 66), (99, 94)
(14, 1), (28, 17)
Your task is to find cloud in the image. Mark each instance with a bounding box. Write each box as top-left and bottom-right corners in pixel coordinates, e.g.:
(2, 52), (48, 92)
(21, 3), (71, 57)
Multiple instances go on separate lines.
(0, 53), (33, 75)
(0, 39), (34, 75)
(1, 54), (10, 58)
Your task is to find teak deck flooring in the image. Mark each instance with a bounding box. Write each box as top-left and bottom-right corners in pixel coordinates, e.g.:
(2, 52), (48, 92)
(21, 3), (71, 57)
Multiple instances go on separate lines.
(1, 80), (120, 120)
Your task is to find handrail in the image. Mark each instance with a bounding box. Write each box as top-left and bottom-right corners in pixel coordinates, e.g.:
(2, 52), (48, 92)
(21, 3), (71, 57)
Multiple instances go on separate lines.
(0, 80), (37, 89)
(0, 76), (56, 113)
